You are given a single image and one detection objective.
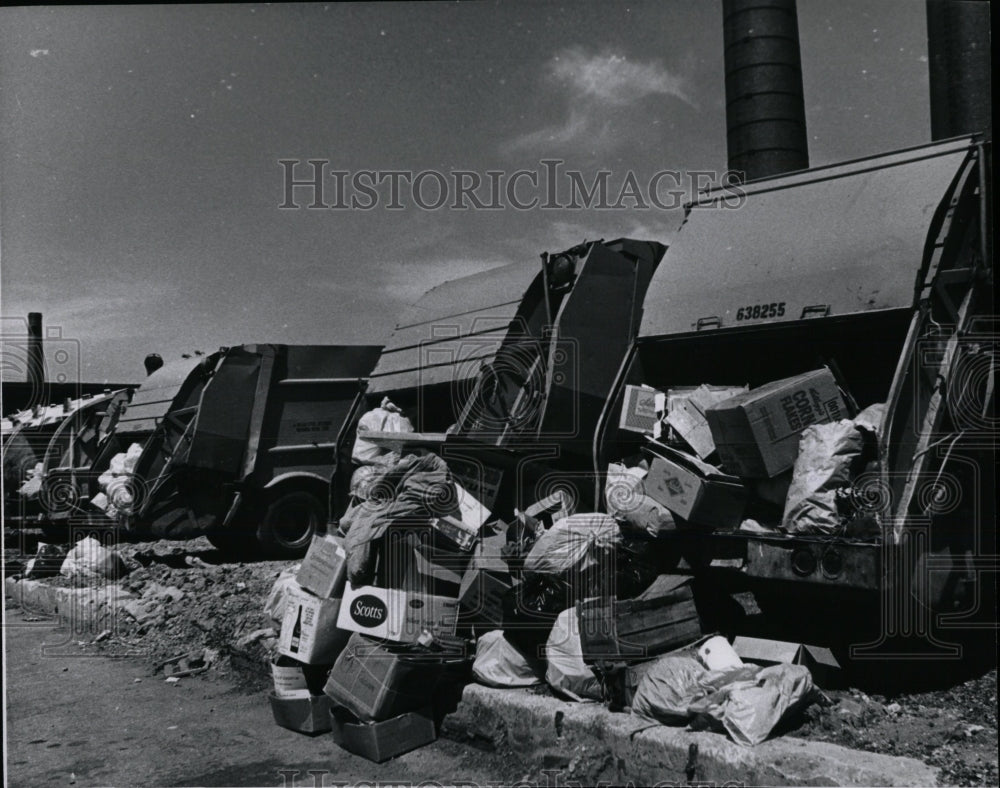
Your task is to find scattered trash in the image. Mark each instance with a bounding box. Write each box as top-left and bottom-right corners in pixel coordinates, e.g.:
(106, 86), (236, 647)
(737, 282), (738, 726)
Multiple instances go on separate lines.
(60, 536), (130, 582)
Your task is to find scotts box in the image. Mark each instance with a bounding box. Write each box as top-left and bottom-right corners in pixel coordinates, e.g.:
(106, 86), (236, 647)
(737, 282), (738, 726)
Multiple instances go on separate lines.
(705, 368), (847, 478)
(337, 582), (459, 643)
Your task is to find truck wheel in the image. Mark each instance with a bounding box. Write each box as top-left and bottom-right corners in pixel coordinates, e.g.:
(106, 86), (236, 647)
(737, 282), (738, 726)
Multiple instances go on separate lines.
(258, 490), (324, 559)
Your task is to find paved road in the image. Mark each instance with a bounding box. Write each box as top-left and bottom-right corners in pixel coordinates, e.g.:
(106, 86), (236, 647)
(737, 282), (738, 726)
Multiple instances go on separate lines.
(3, 607), (521, 787)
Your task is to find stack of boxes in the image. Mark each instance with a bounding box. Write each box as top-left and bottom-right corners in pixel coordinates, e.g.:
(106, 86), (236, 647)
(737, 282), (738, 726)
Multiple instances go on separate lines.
(270, 482), (493, 761)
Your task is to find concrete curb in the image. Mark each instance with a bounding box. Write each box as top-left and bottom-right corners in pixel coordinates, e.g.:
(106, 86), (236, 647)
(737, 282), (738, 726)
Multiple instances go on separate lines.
(4, 575), (136, 633)
(442, 685), (939, 786)
(5, 576), (941, 786)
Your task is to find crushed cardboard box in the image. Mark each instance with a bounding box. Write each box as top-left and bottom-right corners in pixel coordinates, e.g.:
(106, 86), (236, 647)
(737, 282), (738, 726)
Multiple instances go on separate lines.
(324, 633), (441, 722)
(295, 533), (348, 599)
(732, 635), (841, 686)
(269, 692), (333, 735)
(330, 706), (437, 763)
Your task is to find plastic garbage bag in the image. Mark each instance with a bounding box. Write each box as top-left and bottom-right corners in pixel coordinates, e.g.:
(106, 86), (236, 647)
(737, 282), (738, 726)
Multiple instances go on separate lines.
(631, 655), (715, 723)
(544, 607), (601, 701)
(472, 630), (543, 688)
(605, 462), (675, 536)
(22, 542), (67, 579)
(783, 404), (884, 534)
(264, 564), (302, 624)
(523, 513), (621, 577)
(342, 452), (458, 586)
(351, 397), (414, 465)
(60, 536), (129, 582)
(702, 663), (815, 747)
(632, 655), (815, 746)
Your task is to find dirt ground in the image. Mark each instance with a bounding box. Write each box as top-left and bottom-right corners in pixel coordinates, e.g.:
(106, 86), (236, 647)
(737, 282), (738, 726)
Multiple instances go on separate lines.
(4, 530), (998, 786)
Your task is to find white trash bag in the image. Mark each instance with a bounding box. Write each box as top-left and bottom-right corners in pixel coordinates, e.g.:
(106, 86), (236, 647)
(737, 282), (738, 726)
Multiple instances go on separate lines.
(351, 397), (414, 465)
(544, 607), (601, 701)
(60, 536), (129, 582)
(472, 630), (543, 688)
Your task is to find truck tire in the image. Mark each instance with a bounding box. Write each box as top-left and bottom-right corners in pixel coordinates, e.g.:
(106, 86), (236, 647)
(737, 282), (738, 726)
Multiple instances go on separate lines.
(257, 490), (324, 559)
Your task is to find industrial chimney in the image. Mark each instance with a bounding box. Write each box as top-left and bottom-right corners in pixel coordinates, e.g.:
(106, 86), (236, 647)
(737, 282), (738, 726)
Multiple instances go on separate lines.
(27, 312), (45, 388)
(723, 0), (810, 182)
(926, 0), (991, 140)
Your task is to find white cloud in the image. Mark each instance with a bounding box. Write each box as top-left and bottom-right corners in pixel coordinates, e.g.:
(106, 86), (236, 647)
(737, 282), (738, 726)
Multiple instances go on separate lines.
(503, 47), (693, 155)
(550, 48), (691, 107)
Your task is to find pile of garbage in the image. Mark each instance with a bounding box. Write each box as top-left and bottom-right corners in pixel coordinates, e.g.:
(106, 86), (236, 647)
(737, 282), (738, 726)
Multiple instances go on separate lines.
(91, 442), (143, 517)
(19, 535), (130, 583)
(259, 373), (868, 760)
(618, 367), (885, 539)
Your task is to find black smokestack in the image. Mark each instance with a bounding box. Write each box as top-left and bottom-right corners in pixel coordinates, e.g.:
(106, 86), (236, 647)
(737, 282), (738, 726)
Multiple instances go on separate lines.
(927, 0), (991, 140)
(27, 312), (45, 388)
(144, 353), (164, 376)
(723, 0), (810, 182)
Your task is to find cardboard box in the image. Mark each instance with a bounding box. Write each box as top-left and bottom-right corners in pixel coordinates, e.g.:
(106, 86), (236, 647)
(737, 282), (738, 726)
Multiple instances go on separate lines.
(323, 633), (442, 721)
(619, 384), (661, 435)
(295, 533), (347, 599)
(706, 368), (846, 478)
(278, 585), (352, 664)
(577, 575), (702, 664)
(329, 706), (437, 763)
(454, 480), (491, 530)
(271, 655), (331, 699)
(665, 384), (749, 459)
(643, 443), (747, 531)
(268, 692), (333, 735)
(458, 566), (513, 630)
(732, 636), (841, 686)
(337, 582), (459, 643)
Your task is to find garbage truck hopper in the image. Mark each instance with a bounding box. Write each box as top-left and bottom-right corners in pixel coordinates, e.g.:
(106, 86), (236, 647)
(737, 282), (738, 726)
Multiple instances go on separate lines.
(40, 355), (214, 528)
(595, 137), (993, 638)
(3, 394), (126, 526)
(124, 343), (380, 558)
(332, 237), (667, 523)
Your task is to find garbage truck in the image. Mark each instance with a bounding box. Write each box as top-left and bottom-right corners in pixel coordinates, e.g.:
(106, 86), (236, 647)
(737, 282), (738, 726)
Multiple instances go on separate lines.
(40, 354), (215, 532)
(3, 392), (129, 527)
(118, 343), (381, 557)
(329, 237), (667, 520)
(593, 136), (994, 651)
(26, 389), (132, 528)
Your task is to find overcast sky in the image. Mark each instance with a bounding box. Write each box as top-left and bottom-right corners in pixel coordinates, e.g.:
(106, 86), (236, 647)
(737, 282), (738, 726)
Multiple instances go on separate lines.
(1, 1), (933, 383)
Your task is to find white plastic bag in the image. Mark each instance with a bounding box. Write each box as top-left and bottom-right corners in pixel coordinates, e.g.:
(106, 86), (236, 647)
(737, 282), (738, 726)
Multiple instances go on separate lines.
(605, 462), (675, 536)
(472, 630), (543, 688)
(783, 404), (884, 534)
(60, 536), (129, 582)
(544, 607), (601, 701)
(523, 513), (621, 577)
(632, 655), (815, 746)
(351, 397), (414, 464)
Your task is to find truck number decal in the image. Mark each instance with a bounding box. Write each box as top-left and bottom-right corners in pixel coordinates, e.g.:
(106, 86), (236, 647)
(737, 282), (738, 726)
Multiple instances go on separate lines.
(736, 302), (785, 321)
